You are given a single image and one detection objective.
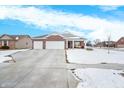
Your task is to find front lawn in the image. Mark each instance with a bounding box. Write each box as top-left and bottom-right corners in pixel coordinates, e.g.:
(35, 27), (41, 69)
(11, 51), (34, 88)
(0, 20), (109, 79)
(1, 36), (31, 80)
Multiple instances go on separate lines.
(67, 48), (124, 64)
(74, 68), (124, 88)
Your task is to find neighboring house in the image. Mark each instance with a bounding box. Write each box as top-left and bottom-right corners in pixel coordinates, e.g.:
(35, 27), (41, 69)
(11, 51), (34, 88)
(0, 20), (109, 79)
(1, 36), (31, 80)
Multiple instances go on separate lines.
(32, 32), (85, 49)
(95, 41), (116, 48)
(116, 37), (124, 48)
(0, 34), (32, 49)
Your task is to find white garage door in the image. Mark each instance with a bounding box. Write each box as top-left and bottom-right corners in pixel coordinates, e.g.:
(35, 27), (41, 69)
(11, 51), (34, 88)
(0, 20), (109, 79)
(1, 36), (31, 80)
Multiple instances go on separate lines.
(33, 41), (43, 49)
(46, 41), (65, 49)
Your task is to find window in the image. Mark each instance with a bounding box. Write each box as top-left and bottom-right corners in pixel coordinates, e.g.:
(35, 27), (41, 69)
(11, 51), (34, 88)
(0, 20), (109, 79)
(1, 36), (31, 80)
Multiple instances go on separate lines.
(26, 42), (28, 45)
(2, 41), (8, 46)
(74, 41), (81, 48)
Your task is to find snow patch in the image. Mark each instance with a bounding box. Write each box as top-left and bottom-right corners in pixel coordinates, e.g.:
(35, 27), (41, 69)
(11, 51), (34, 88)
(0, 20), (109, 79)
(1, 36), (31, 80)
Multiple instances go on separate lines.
(74, 68), (124, 88)
(0, 49), (29, 63)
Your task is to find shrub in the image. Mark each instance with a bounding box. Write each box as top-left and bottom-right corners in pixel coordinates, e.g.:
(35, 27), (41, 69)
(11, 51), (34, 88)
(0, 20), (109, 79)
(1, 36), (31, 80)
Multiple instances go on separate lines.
(86, 47), (93, 51)
(101, 62), (107, 64)
(1, 46), (10, 49)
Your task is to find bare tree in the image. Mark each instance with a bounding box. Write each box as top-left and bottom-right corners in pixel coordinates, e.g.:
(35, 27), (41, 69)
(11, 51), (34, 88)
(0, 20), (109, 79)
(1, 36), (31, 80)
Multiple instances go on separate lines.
(107, 33), (111, 54)
(94, 39), (101, 47)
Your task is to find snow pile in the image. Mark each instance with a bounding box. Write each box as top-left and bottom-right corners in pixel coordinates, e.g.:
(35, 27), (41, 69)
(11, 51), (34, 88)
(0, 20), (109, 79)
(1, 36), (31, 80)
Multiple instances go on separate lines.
(0, 49), (29, 63)
(74, 68), (124, 88)
(67, 49), (124, 64)
(114, 48), (124, 51)
(0, 56), (12, 63)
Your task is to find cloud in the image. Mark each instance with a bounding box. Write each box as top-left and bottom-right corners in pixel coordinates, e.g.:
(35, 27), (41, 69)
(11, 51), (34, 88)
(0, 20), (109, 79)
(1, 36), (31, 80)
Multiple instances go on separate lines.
(0, 5), (124, 41)
(99, 5), (120, 12)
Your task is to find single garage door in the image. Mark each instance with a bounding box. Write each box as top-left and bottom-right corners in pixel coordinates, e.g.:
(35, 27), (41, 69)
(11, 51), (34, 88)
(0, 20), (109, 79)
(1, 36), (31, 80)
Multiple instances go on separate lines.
(33, 41), (43, 49)
(46, 41), (65, 49)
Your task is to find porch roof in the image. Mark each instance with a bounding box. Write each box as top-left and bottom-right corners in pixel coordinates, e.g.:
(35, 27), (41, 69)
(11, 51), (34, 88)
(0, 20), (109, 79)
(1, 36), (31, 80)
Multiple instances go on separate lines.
(66, 38), (85, 41)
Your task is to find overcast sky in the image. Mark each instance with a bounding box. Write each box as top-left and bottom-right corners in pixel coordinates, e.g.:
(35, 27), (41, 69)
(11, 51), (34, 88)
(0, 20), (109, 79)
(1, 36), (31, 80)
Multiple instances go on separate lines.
(0, 5), (124, 41)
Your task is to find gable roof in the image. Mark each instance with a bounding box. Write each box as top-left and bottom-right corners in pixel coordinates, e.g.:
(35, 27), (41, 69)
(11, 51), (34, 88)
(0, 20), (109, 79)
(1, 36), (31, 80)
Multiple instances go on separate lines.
(33, 32), (85, 40)
(0, 34), (14, 40)
(33, 34), (48, 38)
(10, 35), (31, 39)
(61, 32), (86, 40)
(116, 37), (124, 43)
(61, 32), (79, 38)
(0, 34), (31, 40)
(118, 37), (124, 40)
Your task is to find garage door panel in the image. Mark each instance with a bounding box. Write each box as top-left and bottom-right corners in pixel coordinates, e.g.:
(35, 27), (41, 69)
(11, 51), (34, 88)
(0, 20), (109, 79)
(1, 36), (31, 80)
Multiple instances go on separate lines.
(34, 41), (43, 49)
(46, 41), (64, 49)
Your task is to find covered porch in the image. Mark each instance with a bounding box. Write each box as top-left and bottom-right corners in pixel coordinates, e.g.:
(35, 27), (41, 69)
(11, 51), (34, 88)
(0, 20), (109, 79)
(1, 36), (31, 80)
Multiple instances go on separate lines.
(66, 40), (85, 49)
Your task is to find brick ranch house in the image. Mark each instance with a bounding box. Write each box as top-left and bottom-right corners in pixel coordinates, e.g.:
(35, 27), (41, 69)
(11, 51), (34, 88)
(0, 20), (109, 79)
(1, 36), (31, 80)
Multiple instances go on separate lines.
(32, 32), (85, 49)
(95, 41), (116, 47)
(0, 34), (32, 49)
(116, 37), (124, 48)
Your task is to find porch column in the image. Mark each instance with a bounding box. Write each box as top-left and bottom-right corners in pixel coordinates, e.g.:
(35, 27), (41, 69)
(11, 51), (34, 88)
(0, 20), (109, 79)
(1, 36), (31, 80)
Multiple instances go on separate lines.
(7, 41), (9, 46)
(66, 40), (68, 49)
(2, 41), (4, 46)
(72, 40), (74, 48)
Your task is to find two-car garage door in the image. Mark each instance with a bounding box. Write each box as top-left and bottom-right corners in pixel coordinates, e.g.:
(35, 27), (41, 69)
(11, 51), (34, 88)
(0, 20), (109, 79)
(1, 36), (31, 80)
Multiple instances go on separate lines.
(33, 41), (65, 49)
(46, 41), (64, 49)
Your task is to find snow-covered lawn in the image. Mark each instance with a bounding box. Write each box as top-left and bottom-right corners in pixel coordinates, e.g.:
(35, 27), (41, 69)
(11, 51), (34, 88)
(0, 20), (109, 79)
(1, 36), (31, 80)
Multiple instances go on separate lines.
(113, 48), (124, 51)
(74, 68), (124, 88)
(67, 48), (124, 64)
(0, 49), (29, 63)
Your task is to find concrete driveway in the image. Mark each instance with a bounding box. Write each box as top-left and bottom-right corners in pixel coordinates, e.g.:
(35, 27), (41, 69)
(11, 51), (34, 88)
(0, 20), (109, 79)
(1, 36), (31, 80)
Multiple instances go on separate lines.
(0, 49), (78, 88)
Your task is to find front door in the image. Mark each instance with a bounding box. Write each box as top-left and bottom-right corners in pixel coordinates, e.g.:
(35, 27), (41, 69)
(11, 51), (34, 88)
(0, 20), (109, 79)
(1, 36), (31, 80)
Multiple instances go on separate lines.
(68, 41), (73, 48)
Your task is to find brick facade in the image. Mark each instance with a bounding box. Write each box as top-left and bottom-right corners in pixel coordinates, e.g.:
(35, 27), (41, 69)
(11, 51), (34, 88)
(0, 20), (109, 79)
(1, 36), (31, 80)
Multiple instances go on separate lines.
(8, 41), (15, 49)
(80, 41), (85, 48)
(0, 40), (15, 49)
(116, 37), (124, 48)
(46, 35), (65, 41)
(0, 34), (32, 49)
